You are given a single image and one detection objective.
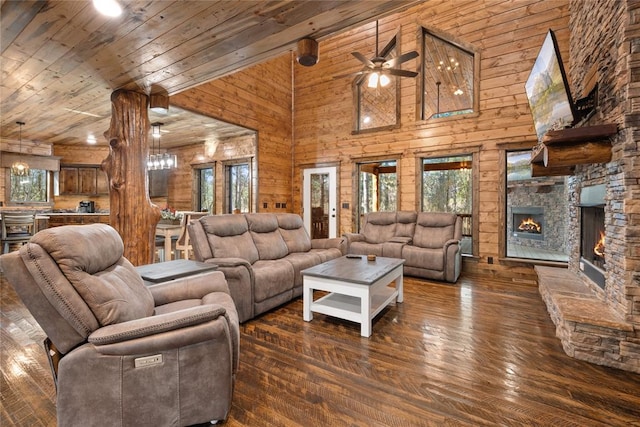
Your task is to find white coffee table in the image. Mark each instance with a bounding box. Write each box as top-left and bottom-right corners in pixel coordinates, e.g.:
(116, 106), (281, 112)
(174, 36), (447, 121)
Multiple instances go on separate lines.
(301, 255), (404, 337)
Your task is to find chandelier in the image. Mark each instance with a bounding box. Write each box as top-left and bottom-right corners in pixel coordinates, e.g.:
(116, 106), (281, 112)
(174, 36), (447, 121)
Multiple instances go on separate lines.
(147, 122), (177, 170)
(11, 121), (29, 177)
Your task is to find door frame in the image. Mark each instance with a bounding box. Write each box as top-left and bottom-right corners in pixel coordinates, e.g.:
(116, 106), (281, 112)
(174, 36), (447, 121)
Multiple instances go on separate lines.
(302, 166), (338, 238)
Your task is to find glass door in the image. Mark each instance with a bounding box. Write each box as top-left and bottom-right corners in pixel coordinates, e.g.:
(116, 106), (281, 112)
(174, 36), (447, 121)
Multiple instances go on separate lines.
(303, 167), (337, 238)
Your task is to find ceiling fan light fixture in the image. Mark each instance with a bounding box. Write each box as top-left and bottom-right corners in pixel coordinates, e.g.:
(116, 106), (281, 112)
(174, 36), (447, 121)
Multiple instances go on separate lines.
(379, 74), (390, 87)
(367, 72), (379, 88)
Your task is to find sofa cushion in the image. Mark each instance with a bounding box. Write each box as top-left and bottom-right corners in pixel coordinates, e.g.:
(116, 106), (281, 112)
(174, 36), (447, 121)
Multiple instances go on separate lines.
(413, 212), (457, 249)
(251, 260), (295, 302)
(24, 224), (154, 326)
(276, 213), (312, 253)
(200, 215), (259, 264)
(246, 214), (289, 260)
(396, 211), (417, 238)
(362, 212), (397, 244)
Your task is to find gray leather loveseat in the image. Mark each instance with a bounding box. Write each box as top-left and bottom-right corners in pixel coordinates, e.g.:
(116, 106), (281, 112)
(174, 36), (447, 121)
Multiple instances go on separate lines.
(344, 211), (462, 283)
(189, 213), (344, 322)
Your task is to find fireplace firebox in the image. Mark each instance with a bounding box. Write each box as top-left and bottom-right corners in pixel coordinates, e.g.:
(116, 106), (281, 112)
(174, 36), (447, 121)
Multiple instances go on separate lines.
(580, 205), (605, 288)
(512, 207), (544, 241)
(579, 184), (606, 289)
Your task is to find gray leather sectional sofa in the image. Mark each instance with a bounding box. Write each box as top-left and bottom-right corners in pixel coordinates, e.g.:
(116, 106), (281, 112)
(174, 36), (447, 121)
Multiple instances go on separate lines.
(344, 211), (463, 283)
(189, 213), (344, 322)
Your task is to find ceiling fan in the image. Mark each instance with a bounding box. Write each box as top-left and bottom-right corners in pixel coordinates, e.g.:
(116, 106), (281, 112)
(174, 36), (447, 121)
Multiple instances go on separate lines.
(335, 20), (419, 88)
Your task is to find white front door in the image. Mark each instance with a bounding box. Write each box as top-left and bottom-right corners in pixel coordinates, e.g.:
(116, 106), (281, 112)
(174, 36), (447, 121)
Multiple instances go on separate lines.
(303, 167), (337, 239)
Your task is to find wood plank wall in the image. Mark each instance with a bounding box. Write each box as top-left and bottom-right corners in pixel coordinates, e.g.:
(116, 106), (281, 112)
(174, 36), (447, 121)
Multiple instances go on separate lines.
(293, 0), (570, 278)
(167, 133), (257, 213)
(171, 54), (293, 213)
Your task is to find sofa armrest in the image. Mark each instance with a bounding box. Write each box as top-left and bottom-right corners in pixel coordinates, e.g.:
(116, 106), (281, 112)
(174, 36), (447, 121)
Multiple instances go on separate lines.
(88, 304), (226, 346)
(343, 233), (364, 245)
(444, 238), (460, 250)
(201, 257), (255, 323)
(148, 270), (230, 306)
(312, 237), (346, 255)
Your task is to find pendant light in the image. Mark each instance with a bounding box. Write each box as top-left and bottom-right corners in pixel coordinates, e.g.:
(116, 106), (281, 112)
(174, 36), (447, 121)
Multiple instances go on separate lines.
(11, 121), (29, 177)
(148, 122), (177, 170)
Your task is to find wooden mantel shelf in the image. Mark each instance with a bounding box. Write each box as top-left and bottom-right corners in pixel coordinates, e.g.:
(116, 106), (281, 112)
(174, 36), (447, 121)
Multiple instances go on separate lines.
(530, 123), (617, 177)
(542, 123), (618, 145)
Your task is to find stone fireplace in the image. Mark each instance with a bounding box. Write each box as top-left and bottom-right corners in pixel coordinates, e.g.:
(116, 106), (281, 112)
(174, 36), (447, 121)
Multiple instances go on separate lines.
(534, 0), (640, 374)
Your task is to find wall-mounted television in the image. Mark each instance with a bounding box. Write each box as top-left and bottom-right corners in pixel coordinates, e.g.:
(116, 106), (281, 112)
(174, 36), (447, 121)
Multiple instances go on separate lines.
(525, 29), (576, 142)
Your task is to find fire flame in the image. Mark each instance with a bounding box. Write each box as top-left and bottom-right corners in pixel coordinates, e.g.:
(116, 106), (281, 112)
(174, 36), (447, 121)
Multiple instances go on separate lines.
(518, 217), (541, 233)
(594, 231), (605, 257)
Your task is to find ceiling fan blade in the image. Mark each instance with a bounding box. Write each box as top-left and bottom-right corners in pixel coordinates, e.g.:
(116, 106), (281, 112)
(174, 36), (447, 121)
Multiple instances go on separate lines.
(333, 70), (368, 79)
(352, 51), (374, 68)
(383, 51), (419, 68)
(386, 68), (419, 78)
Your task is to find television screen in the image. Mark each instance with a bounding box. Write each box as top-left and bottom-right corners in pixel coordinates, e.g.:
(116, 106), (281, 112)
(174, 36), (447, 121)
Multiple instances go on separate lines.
(525, 30), (576, 142)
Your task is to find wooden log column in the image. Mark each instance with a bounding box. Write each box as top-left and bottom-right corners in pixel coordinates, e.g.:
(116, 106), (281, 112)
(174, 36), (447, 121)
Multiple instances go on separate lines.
(101, 89), (160, 265)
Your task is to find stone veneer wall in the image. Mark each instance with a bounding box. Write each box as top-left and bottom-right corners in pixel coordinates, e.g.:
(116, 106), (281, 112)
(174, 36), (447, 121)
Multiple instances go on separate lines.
(537, 0), (640, 372)
(507, 181), (568, 252)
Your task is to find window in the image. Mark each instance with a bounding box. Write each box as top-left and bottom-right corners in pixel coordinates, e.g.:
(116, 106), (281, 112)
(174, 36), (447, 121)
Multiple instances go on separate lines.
(422, 28), (476, 120)
(505, 150), (569, 262)
(226, 162), (250, 213)
(355, 36), (399, 132)
(422, 155), (473, 255)
(357, 160), (397, 230)
(9, 169), (50, 204)
(195, 166), (214, 213)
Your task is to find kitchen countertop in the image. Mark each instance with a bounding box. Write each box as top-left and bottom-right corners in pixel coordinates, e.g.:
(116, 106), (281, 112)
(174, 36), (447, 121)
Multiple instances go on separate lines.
(45, 212), (109, 215)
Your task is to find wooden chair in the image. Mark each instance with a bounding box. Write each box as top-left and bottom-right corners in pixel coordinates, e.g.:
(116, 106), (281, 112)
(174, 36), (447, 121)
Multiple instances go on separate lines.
(175, 211), (208, 260)
(1, 212), (36, 254)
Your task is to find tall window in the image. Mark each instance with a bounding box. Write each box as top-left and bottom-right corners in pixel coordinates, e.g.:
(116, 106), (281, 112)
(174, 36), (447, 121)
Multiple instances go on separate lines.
(10, 169), (50, 203)
(505, 150), (569, 262)
(422, 28), (476, 120)
(226, 162), (250, 213)
(355, 36), (399, 132)
(196, 166), (214, 213)
(357, 160), (397, 230)
(422, 155), (473, 255)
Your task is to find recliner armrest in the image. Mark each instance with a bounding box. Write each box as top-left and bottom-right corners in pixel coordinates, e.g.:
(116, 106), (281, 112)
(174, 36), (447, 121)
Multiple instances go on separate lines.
(148, 270), (231, 306)
(311, 237), (344, 249)
(88, 304), (226, 346)
(342, 233), (364, 244)
(443, 238), (460, 249)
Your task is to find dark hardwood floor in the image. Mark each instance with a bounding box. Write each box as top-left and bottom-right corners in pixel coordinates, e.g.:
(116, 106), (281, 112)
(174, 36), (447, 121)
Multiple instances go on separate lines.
(2, 273), (639, 426)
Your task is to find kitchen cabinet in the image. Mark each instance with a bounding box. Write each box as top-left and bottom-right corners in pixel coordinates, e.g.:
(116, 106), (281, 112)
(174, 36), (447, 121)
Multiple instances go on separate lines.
(59, 165), (109, 195)
(47, 214), (110, 227)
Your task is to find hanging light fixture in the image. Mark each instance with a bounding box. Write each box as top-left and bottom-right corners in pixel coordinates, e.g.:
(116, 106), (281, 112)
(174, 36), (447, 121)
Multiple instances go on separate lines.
(11, 121), (29, 177)
(147, 122), (176, 170)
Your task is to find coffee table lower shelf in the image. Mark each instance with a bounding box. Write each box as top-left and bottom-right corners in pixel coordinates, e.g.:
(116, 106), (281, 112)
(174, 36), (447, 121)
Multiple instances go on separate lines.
(310, 287), (398, 324)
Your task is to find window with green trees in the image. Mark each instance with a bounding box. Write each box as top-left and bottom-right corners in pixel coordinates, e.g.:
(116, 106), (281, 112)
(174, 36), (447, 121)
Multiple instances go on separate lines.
(422, 155), (472, 254)
(10, 169), (49, 203)
(357, 160), (397, 230)
(226, 162), (250, 213)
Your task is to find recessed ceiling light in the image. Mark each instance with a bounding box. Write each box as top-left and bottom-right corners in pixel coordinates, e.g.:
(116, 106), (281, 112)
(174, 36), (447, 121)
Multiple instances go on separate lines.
(87, 135), (97, 144)
(93, 0), (122, 17)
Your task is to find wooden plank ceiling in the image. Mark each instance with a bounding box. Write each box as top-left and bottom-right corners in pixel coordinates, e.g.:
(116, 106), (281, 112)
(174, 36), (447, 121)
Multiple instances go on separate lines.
(0, 0), (419, 149)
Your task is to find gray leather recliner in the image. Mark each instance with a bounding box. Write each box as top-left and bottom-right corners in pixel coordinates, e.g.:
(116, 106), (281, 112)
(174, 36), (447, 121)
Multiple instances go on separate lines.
(0, 223), (239, 427)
